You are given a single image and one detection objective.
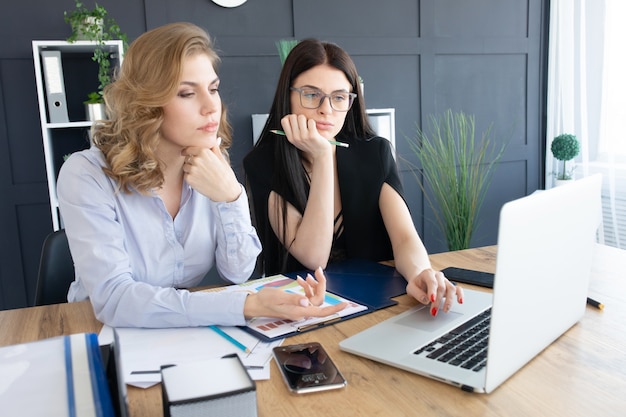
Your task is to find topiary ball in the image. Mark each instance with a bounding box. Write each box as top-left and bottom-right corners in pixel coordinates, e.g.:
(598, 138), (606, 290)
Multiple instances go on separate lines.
(551, 133), (580, 161)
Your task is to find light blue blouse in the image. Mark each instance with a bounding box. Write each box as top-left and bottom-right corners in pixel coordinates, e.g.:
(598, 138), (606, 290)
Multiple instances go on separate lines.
(57, 147), (261, 328)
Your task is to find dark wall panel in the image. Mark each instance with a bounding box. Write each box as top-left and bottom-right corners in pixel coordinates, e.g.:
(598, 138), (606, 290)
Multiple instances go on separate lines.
(4, 60), (47, 185)
(296, 0), (420, 38)
(433, 53), (528, 146)
(147, 0), (294, 37)
(0, 57), (53, 309)
(17, 202), (54, 306)
(218, 54), (281, 176)
(432, 0), (529, 37)
(436, 54), (527, 112)
(354, 54), (421, 161)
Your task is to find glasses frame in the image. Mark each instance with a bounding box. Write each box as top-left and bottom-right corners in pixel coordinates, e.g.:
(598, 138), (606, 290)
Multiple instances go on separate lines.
(290, 87), (357, 112)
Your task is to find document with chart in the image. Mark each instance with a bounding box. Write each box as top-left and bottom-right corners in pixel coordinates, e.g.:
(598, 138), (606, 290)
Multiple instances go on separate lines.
(206, 275), (368, 341)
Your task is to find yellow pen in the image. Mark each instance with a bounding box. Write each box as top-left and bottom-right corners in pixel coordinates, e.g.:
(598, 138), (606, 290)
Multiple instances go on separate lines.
(586, 297), (604, 310)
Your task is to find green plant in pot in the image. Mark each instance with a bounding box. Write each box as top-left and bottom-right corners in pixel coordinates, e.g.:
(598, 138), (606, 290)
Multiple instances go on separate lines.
(404, 109), (507, 251)
(64, 0), (127, 109)
(551, 133), (580, 181)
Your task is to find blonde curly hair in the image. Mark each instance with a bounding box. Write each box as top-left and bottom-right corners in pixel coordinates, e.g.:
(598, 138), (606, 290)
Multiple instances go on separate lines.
(93, 22), (232, 194)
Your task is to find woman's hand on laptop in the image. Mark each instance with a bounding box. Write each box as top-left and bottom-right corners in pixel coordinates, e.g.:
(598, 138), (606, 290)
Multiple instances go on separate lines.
(406, 269), (464, 316)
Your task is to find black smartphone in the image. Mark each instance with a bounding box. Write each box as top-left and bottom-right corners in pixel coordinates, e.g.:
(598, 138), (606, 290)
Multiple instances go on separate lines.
(273, 342), (347, 394)
(441, 267), (495, 288)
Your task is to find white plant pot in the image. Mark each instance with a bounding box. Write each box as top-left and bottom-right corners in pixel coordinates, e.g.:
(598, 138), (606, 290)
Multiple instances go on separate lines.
(555, 179), (573, 187)
(85, 103), (106, 121)
(76, 17), (103, 40)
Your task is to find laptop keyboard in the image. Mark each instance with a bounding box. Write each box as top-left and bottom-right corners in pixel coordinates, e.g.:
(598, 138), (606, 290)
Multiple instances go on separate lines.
(413, 308), (491, 372)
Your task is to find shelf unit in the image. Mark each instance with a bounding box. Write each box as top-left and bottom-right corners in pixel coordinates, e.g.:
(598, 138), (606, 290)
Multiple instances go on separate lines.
(32, 40), (124, 230)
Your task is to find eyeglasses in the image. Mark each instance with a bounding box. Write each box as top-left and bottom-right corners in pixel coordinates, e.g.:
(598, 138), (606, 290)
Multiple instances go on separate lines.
(290, 87), (356, 111)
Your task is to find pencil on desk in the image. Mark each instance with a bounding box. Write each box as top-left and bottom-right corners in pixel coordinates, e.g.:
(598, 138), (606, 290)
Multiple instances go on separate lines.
(586, 297), (604, 310)
(208, 325), (251, 353)
(270, 129), (350, 148)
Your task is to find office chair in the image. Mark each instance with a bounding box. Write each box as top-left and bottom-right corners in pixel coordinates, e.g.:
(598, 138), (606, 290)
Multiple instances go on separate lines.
(34, 229), (75, 306)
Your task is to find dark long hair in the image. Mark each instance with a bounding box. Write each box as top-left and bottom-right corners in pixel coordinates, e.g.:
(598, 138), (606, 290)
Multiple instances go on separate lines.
(252, 38), (376, 271)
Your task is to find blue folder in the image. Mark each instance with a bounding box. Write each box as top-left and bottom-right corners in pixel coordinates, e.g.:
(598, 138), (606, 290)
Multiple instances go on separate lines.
(285, 258), (407, 310)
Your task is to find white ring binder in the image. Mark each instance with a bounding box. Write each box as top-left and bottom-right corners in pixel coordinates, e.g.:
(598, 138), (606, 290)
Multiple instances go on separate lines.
(40, 50), (69, 123)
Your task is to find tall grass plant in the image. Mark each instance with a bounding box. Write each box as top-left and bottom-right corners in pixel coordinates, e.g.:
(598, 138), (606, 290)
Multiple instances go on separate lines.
(404, 109), (506, 251)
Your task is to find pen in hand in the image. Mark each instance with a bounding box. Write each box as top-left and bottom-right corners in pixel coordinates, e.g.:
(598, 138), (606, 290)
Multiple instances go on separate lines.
(270, 129), (350, 148)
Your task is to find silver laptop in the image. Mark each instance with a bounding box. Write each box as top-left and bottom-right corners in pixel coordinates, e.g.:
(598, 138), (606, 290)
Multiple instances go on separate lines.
(339, 174), (602, 393)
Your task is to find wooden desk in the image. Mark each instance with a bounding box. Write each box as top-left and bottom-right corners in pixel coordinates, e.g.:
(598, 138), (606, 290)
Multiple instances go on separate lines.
(2, 245), (625, 416)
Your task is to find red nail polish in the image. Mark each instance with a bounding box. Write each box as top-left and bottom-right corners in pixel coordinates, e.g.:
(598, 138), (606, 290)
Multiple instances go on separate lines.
(430, 294), (436, 303)
(431, 307), (438, 316)
(459, 297), (464, 304)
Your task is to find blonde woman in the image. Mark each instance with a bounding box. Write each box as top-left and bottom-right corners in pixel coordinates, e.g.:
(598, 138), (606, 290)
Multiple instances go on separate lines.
(58, 23), (345, 328)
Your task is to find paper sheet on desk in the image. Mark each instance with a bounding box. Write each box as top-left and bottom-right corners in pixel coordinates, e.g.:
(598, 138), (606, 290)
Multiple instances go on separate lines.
(98, 325), (282, 388)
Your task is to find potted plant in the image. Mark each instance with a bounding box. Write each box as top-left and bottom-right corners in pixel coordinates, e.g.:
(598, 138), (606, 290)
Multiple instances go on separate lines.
(64, 0), (127, 120)
(551, 133), (580, 184)
(404, 109), (507, 251)
(83, 91), (106, 121)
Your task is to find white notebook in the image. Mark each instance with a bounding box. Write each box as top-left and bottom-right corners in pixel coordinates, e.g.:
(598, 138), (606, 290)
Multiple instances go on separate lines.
(0, 333), (114, 416)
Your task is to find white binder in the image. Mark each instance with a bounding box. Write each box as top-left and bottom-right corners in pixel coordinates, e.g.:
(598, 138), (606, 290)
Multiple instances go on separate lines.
(40, 50), (69, 123)
(0, 333), (115, 416)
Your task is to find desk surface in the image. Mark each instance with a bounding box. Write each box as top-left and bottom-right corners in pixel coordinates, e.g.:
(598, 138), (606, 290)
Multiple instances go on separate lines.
(2, 245), (625, 417)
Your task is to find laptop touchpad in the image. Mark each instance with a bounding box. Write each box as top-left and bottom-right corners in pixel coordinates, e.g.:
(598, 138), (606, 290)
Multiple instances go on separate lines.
(396, 308), (463, 332)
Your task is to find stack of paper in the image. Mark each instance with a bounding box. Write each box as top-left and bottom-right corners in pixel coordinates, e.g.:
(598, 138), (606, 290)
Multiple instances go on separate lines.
(99, 325), (281, 388)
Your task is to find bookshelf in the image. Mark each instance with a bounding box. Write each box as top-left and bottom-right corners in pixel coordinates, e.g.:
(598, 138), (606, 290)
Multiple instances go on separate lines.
(32, 40), (124, 230)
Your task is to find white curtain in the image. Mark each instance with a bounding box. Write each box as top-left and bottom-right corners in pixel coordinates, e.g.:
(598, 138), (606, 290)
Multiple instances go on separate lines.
(546, 0), (625, 248)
